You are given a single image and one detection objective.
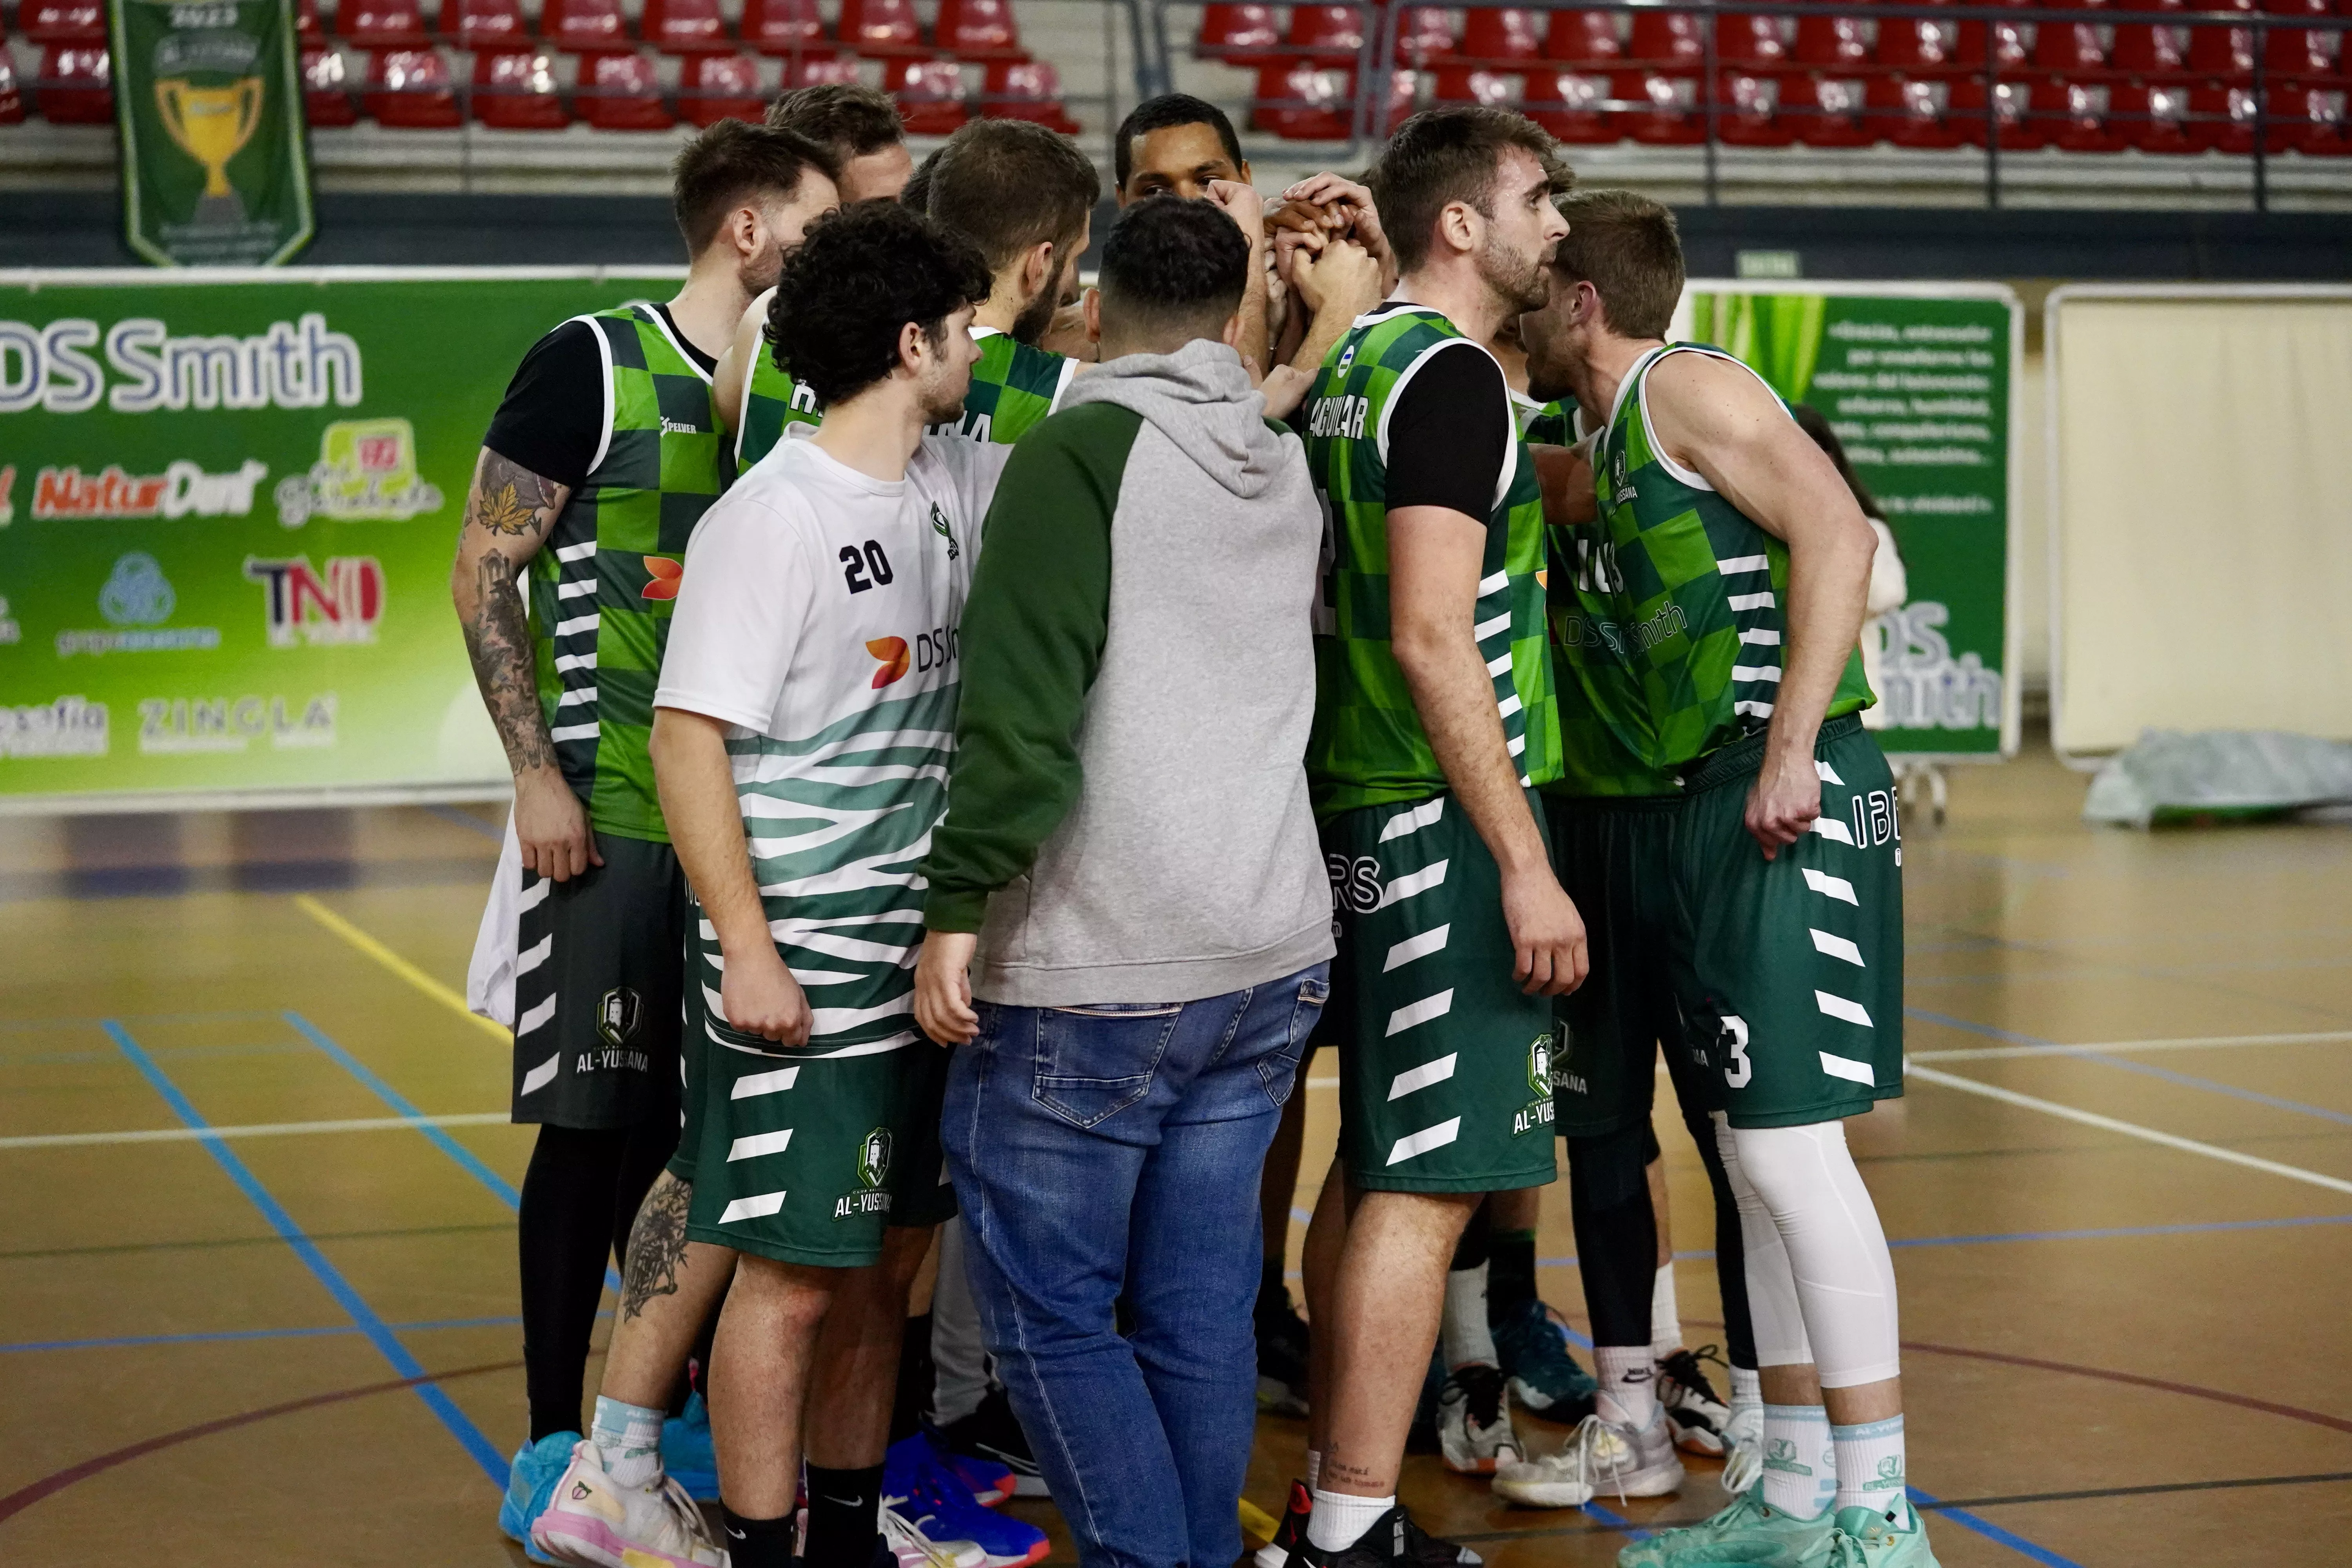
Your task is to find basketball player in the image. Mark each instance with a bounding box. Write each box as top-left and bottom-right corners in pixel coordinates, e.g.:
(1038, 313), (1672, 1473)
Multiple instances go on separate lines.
(451, 120), (838, 1562)
(1281, 107), (1584, 1568)
(1519, 190), (1931, 1568)
(768, 82), (914, 203)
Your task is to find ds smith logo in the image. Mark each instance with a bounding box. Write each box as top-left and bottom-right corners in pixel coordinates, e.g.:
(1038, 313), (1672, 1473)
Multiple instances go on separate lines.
(245, 556), (383, 648)
(866, 636), (911, 688)
(865, 628), (960, 689)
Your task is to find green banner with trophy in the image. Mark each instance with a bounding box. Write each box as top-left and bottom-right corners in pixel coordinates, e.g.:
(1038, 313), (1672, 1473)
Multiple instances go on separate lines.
(109, 0), (314, 267)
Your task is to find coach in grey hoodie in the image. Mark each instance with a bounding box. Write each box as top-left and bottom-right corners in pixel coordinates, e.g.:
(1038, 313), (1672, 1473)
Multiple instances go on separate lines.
(912, 194), (1332, 1568)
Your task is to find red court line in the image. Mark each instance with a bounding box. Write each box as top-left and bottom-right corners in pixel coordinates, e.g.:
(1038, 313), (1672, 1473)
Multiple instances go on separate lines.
(0, 1357), (519, 1526)
(1903, 1340), (2352, 1437)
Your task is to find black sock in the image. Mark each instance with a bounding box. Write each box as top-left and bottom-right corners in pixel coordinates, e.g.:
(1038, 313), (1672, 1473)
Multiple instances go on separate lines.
(721, 1507), (797, 1568)
(891, 1312), (935, 1444)
(1489, 1227), (1539, 1321)
(1257, 1254), (1288, 1316)
(802, 1463), (884, 1568)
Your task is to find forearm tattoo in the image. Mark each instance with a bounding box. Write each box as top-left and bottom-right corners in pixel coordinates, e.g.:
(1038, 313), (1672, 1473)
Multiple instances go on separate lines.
(457, 452), (566, 775)
(620, 1170), (694, 1321)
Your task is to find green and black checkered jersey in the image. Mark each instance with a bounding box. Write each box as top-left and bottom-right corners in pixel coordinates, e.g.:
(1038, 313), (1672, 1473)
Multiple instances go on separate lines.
(529, 305), (724, 843)
(1512, 388), (1577, 448)
(1298, 304), (1561, 820)
(735, 320), (1074, 472)
(1584, 343), (1873, 773)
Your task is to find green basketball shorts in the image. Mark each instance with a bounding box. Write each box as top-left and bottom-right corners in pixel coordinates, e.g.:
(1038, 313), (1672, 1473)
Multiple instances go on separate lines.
(1668, 715), (1906, 1130)
(683, 1011), (957, 1269)
(510, 830), (686, 1131)
(1319, 791), (1561, 1194)
(1542, 792), (1700, 1140)
(665, 910), (711, 1186)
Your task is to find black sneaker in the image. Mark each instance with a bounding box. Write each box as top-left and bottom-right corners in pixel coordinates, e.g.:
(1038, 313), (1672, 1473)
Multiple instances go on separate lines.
(1255, 1283), (1312, 1416)
(1284, 1507), (1481, 1568)
(1252, 1479), (1311, 1568)
(933, 1385), (1048, 1498)
(1657, 1345), (1733, 1458)
(1402, 1513), (1480, 1568)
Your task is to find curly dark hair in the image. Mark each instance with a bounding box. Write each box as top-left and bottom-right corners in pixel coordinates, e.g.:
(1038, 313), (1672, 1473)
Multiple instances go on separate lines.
(1099, 195), (1250, 335)
(768, 203), (991, 408)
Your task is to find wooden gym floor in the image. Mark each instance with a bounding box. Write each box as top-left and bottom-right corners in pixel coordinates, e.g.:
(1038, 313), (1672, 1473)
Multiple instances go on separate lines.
(2, 740), (2347, 1566)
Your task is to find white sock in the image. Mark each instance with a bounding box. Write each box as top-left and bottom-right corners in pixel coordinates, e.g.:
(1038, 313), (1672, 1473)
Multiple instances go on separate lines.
(590, 1394), (665, 1489)
(1650, 1262), (1682, 1360)
(1439, 1263), (1498, 1371)
(1305, 1449), (1322, 1490)
(1730, 1365), (1763, 1430)
(1833, 1414), (1910, 1526)
(1305, 1488), (1392, 1553)
(1759, 1403), (1835, 1519)
(1594, 1345), (1657, 1430)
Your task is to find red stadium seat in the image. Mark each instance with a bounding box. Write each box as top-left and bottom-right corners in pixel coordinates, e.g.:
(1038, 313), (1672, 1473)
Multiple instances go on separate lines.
(1252, 61), (1353, 138)
(1867, 73), (1967, 146)
(1395, 8), (1459, 67)
(2184, 0), (2255, 76)
(1616, 69), (1703, 143)
(363, 47), (460, 126)
(577, 50), (673, 127)
(446, 0), (528, 51)
(2110, 16), (2190, 78)
(1950, 74), (2046, 147)
(679, 52), (765, 123)
(1194, 4), (1280, 64)
(1459, 8), (1543, 65)
(2273, 81), (2350, 152)
(1793, 8), (1867, 68)
(644, 0), (735, 55)
(543, 0), (634, 56)
(1785, 73), (1875, 147)
(2259, 0), (2334, 80)
(2033, 77), (2125, 148)
(36, 43), (111, 122)
(1525, 66), (1617, 140)
(742, 0), (831, 58)
(302, 43), (359, 125)
(1719, 15), (1789, 69)
(473, 47), (569, 127)
(339, 0), (432, 49)
(23, 0), (105, 44)
(1432, 66), (1519, 106)
(887, 58), (968, 133)
(2033, 18), (2108, 74)
(1287, 6), (1366, 67)
(1951, 1), (2032, 77)
(1873, 9), (1962, 75)
(1543, 9), (1622, 66)
(2111, 78), (2198, 149)
(0, 49), (21, 125)
(1624, 8), (1702, 68)
(983, 60), (1078, 131)
(837, 0), (925, 57)
(1714, 70), (1799, 145)
(938, 0), (1026, 60)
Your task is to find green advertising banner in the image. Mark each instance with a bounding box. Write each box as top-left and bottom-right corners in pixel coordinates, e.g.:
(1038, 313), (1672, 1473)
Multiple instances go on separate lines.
(1682, 283), (2023, 759)
(0, 267), (683, 810)
(109, 0), (314, 267)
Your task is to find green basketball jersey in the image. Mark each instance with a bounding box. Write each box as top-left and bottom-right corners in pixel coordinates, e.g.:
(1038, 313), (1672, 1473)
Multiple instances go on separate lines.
(735, 323), (1073, 473)
(1513, 389), (1577, 448)
(530, 305), (725, 843)
(1299, 305), (1561, 820)
(1587, 343), (1873, 773)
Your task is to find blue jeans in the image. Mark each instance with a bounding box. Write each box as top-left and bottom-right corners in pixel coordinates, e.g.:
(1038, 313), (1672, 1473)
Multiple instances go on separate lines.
(942, 965), (1330, 1568)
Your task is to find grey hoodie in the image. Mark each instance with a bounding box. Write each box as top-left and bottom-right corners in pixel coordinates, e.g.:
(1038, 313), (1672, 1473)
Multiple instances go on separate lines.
(920, 339), (1335, 1007)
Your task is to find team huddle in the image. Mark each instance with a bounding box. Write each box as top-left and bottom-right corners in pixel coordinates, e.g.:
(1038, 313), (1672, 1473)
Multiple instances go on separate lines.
(454, 84), (1929, 1568)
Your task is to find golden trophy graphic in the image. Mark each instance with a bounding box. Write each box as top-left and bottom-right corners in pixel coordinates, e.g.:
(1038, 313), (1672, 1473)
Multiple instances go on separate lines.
(156, 76), (263, 224)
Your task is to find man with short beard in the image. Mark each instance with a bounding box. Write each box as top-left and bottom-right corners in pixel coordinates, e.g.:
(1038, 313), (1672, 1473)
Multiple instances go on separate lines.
(1280, 107), (1587, 1568)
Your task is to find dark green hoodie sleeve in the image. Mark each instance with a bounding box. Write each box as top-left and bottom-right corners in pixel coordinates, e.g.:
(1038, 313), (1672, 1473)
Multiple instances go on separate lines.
(921, 403), (1143, 933)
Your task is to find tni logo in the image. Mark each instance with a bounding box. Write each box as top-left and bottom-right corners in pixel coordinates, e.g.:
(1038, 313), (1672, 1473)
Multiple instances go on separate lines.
(244, 555), (384, 648)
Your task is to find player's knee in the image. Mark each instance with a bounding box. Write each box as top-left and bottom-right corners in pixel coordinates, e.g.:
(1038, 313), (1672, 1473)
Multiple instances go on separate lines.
(1725, 1120), (1852, 1221)
(1564, 1121), (1650, 1212)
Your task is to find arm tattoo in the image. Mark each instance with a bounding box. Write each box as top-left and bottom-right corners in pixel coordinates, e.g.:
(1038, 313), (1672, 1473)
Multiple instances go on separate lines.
(472, 452), (563, 536)
(461, 551), (557, 773)
(620, 1170), (694, 1320)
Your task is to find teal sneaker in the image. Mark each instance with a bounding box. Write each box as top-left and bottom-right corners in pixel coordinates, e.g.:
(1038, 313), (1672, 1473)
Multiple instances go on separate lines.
(1614, 1483), (1836, 1568)
(1491, 1297), (1598, 1421)
(1828, 1504), (1940, 1568)
(663, 1392), (719, 1501)
(499, 1432), (577, 1565)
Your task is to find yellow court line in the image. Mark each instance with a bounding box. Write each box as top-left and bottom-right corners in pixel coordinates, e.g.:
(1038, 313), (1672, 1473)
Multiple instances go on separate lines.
(0, 1112), (512, 1152)
(1239, 1497), (1280, 1545)
(293, 894), (512, 1044)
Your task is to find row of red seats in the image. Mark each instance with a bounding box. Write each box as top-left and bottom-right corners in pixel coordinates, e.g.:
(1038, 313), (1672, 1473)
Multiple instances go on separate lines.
(7, 0), (1027, 60)
(1246, 56), (2348, 152)
(1201, 3), (2348, 85)
(2, 32), (1075, 130)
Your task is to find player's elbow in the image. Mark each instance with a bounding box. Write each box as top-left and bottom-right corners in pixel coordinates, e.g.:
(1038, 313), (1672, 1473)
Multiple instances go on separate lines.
(1390, 613), (1466, 683)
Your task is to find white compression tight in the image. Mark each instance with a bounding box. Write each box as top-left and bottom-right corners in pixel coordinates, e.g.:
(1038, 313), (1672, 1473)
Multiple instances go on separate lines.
(1713, 1114), (1901, 1388)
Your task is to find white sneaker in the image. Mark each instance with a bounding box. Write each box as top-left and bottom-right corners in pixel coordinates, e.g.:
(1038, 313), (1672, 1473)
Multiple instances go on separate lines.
(1437, 1363), (1521, 1475)
(1492, 1408), (1684, 1509)
(530, 1440), (726, 1568)
(882, 1501), (987, 1568)
(1719, 1402), (1765, 1495)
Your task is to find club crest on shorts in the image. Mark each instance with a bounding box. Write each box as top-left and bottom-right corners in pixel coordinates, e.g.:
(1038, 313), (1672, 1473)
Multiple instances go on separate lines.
(834, 1127), (894, 1221)
(596, 987), (642, 1047)
(1513, 1031), (1557, 1136)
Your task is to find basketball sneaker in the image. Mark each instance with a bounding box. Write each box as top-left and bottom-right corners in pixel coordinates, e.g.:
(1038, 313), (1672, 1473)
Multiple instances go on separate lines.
(530, 1438), (726, 1568)
(1254, 1479), (1313, 1568)
(880, 1499), (987, 1568)
(1257, 1282), (1313, 1416)
(1283, 1506), (1481, 1568)
(934, 1387), (1047, 1498)
(661, 1391), (719, 1502)
(1720, 1401), (1765, 1495)
(1437, 1363), (1521, 1474)
(1490, 1297), (1598, 1420)
(1826, 1504), (1939, 1568)
(1492, 1407), (1683, 1508)
(885, 1432), (1048, 1568)
(1657, 1347), (1733, 1458)
(501, 1431), (579, 1564)
(1612, 1483), (1835, 1568)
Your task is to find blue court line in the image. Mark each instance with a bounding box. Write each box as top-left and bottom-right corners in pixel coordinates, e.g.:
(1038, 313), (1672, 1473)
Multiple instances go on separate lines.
(0, 1314), (532, 1356)
(283, 1011), (521, 1208)
(427, 803), (507, 842)
(1906, 1007), (2352, 1127)
(102, 1019), (508, 1483)
(1909, 1485), (2083, 1567)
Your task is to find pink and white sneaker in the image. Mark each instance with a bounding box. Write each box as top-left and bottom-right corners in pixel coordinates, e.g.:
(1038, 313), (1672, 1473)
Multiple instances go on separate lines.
(530, 1440), (727, 1568)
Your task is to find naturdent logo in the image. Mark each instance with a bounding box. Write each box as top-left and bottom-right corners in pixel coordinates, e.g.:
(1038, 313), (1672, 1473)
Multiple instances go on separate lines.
(866, 637), (910, 689)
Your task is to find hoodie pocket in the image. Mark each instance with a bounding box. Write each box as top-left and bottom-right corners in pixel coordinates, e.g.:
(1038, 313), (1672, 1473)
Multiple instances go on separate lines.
(1033, 1003), (1180, 1129)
